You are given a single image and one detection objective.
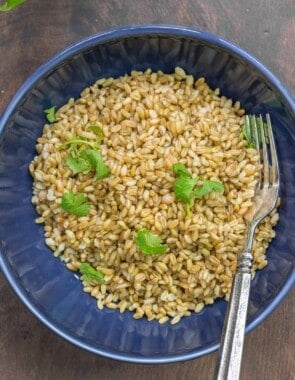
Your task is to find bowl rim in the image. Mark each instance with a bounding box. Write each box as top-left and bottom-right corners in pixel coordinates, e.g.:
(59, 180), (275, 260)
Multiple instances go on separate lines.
(0, 24), (294, 364)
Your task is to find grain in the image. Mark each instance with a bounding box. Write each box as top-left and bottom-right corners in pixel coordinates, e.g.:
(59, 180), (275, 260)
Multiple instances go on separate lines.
(30, 67), (279, 324)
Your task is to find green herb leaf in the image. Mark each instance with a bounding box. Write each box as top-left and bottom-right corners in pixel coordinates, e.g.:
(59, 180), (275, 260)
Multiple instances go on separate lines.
(256, 117), (269, 144)
(243, 115), (270, 148)
(66, 152), (92, 175)
(79, 263), (104, 283)
(135, 229), (168, 256)
(0, 0), (25, 11)
(88, 124), (104, 143)
(173, 176), (197, 205)
(44, 106), (56, 123)
(60, 135), (110, 180)
(95, 160), (110, 180)
(243, 115), (260, 148)
(193, 179), (224, 199)
(58, 137), (97, 152)
(86, 150), (110, 181)
(172, 162), (192, 177)
(61, 190), (90, 216)
(172, 163), (224, 215)
(67, 149), (110, 180)
(263, 121), (269, 144)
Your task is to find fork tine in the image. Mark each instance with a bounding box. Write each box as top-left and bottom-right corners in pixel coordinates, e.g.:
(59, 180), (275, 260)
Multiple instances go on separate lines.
(259, 114), (269, 187)
(266, 113), (279, 186)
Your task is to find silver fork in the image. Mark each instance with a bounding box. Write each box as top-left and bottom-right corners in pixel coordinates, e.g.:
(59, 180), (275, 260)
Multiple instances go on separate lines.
(214, 113), (280, 380)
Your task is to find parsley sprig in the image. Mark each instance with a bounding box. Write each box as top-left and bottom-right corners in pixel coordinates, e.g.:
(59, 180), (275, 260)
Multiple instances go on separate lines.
(172, 163), (224, 216)
(66, 150), (93, 176)
(59, 136), (98, 152)
(88, 124), (105, 143)
(171, 162), (191, 177)
(66, 149), (110, 180)
(79, 263), (104, 283)
(59, 125), (110, 180)
(135, 229), (168, 256)
(85, 149), (110, 180)
(44, 106), (57, 123)
(61, 190), (90, 216)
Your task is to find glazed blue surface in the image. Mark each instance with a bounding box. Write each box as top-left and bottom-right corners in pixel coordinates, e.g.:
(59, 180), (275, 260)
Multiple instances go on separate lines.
(0, 25), (294, 363)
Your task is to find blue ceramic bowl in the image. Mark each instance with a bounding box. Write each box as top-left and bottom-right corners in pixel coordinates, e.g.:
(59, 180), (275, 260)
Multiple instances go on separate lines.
(0, 25), (294, 363)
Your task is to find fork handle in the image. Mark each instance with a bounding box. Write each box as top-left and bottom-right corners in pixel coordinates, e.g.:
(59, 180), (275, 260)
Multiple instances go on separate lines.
(214, 251), (253, 380)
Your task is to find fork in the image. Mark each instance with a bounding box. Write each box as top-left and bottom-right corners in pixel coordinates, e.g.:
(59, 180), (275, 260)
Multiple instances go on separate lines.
(214, 114), (280, 380)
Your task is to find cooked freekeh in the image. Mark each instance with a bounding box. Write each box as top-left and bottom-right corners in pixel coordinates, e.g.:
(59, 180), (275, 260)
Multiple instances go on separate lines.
(29, 67), (279, 324)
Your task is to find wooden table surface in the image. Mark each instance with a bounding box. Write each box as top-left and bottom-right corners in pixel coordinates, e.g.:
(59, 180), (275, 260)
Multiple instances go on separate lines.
(0, 1), (294, 379)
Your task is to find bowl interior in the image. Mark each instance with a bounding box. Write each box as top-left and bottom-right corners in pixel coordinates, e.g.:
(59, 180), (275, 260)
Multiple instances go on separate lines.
(0, 26), (294, 363)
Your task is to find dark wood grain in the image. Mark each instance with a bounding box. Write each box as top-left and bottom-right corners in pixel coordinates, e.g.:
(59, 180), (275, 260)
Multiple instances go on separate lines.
(0, 1), (294, 379)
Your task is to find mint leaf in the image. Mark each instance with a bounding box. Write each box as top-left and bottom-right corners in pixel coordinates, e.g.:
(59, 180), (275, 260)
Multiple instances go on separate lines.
(0, 0), (25, 11)
(193, 179), (224, 199)
(79, 263), (104, 283)
(61, 190), (90, 216)
(44, 106), (56, 123)
(172, 162), (192, 177)
(135, 229), (168, 256)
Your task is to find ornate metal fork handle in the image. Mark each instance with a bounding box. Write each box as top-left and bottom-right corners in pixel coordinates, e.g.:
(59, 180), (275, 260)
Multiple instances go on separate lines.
(214, 244), (254, 379)
(214, 114), (280, 380)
